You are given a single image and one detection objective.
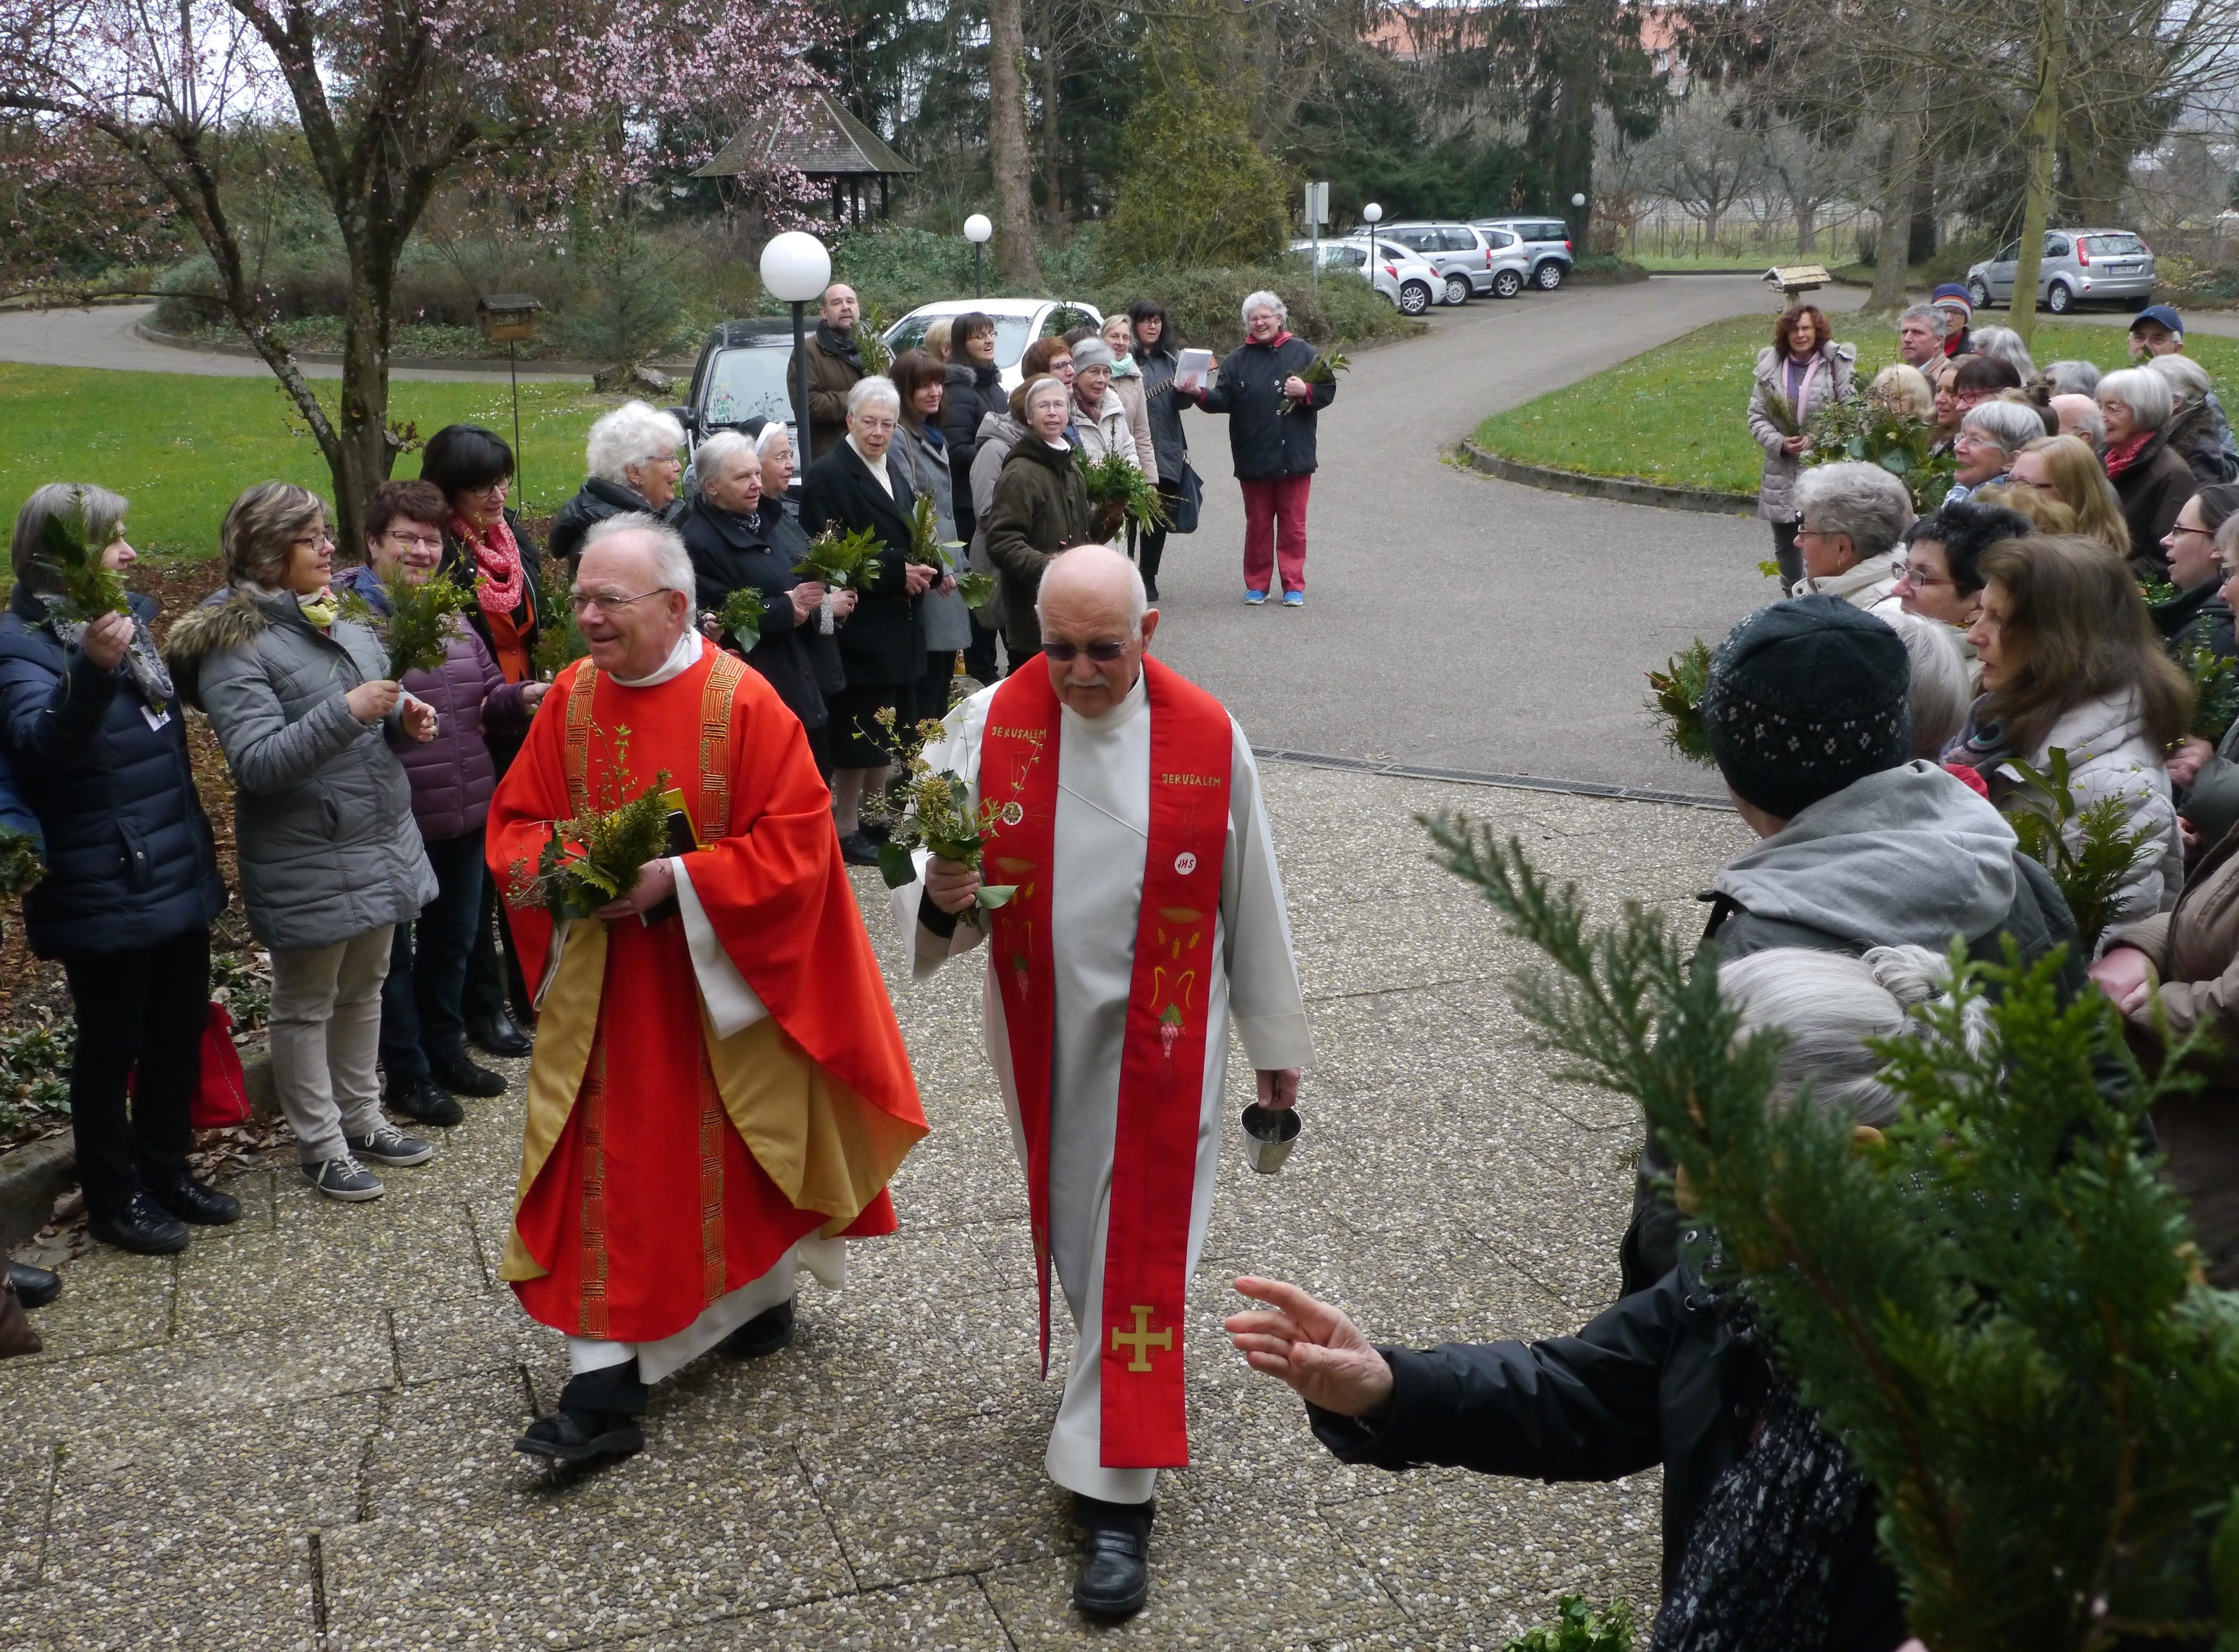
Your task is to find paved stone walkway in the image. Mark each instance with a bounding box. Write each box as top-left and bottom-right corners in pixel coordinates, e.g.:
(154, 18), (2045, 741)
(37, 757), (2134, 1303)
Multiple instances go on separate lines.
(0, 762), (1746, 1650)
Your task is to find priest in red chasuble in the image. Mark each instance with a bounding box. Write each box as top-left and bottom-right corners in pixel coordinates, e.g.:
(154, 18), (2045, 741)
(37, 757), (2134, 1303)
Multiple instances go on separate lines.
(490, 514), (926, 1468)
(892, 544), (1312, 1617)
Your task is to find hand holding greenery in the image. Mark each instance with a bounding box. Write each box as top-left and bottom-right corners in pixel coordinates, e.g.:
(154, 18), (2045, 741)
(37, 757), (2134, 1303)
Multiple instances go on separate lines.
(717, 586), (766, 653)
(507, 726), (674, 922)
(1074, 448), (1170, 532)
(1756, 383), (1801, 439)
(0, 830), (44, 899)
(1645, 639), (1715, 766)
(906, 492), (961, 571)
(1428, 814), (2239, 1652)
(866, 710), (1025, 929)
(1276, 349), (1347, 415)
(955, 570), (998, 611)
(794, 524), (885, 590)
(373, 569), (477, 676)
(31, 493), (129, 623)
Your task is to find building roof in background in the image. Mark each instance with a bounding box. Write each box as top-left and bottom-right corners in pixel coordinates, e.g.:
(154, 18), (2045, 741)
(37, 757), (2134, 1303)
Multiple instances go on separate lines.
(694, 89), (917, 179)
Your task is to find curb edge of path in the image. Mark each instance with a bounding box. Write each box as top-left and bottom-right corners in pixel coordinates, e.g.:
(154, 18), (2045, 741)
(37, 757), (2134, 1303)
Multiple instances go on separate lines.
(1254, 746), (1732, 811)
(1458, 442), (1759, 517)
(130, 318), (617, 378)
(0, 1135), (74, 1250)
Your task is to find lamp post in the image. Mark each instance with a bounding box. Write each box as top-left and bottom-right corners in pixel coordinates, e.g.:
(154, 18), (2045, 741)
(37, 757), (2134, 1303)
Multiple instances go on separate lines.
(759, 231), (832, 463)
(1571, 192), (1587, 250)
(1361, 202), (1383, 297)
(964, 214), (992, 300)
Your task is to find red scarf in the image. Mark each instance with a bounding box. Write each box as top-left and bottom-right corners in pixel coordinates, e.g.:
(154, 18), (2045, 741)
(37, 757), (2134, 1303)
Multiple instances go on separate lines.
(2102, 431), (2152, 481)
(454, 512), (524, 620)
(977, 656), (1233, 1468)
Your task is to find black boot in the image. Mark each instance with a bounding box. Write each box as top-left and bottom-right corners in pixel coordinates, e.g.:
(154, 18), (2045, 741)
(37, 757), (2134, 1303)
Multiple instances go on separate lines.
(718, 1295), (795, 1358)
(466, 1011), (532, 1059)
(1071, 1494), (1153, 1618)
(7, 1260), (59, 1309)
(516, 1362), (649, 1466)
(151, 1174), (243, 1226)
(385, 1073), (465, 1128)
(87, 1190), (190, 1256)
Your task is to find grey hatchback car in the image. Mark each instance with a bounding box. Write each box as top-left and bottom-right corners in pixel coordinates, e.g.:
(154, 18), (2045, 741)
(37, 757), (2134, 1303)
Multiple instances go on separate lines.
(1965, 230), (2155, 315)
(1379, 221), (1530, 302)
(1471, 217), (1574, 291)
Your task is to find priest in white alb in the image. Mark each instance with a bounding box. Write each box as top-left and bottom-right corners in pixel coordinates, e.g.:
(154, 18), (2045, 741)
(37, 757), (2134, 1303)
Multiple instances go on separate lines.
(890, 543), (1312, 1619)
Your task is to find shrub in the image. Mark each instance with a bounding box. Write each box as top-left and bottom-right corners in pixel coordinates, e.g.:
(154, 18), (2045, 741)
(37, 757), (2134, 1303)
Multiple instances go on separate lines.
(1104, 72), (1289, 272)
(1087, 260), (1414, 353)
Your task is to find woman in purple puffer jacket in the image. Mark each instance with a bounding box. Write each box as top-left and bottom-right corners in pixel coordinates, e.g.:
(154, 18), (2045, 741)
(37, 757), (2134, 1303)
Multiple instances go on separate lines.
(341, 481), (545, 1124)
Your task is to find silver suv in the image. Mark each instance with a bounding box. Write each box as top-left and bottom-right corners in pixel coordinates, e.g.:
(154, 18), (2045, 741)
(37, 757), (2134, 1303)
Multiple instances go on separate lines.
(1966, 230), (2156, 315)
(1379, 222), (1530, 303)
(1471, 218), (1574, 290)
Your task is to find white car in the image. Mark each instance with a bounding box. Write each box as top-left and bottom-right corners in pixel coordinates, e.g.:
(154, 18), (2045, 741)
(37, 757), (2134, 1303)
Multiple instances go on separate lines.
(1291, 237), (1445, 316)
(881, 297), (1105, 390)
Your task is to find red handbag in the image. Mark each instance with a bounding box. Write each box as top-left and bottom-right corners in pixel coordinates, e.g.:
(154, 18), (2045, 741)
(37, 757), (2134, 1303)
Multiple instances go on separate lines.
(190, 1001), (251, 1129)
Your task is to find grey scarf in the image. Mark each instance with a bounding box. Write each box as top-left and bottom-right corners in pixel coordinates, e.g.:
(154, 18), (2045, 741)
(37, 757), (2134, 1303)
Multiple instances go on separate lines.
(42, 597), (175, 709)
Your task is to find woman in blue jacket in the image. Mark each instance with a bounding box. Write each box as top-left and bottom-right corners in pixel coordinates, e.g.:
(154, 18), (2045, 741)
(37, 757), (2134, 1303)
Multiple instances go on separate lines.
(0, 485), (234, 1256)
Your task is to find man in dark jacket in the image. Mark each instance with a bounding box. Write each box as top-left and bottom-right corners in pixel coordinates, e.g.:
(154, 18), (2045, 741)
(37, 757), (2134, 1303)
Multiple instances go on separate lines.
(1190, 291), (1334, 607)
(805, 283), (866, 461)
(1618, 596), (2083, 1292)
(982, 376), (1093, 663)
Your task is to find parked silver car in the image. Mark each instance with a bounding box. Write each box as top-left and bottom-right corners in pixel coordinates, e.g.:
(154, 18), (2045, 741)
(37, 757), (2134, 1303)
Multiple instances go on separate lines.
(1379, 221), (1530, 302)
(1966, 230), (2156, 315)
(1291, 237), (1444, 315)
(882, 297), (1105, 389)
(1470, 217), (1574, 291)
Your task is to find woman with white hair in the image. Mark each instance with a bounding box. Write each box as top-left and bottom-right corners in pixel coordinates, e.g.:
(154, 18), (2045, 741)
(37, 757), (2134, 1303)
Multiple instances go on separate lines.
(1188, 289), (1334, 607)
(1944, 399), (2046, 506)
(680, 429), (832, 770)
(1885, 609), (1972, 758)
(548, 400), (687, 567)
(1967, 324), (2036, 383)
(2042, 359), (2102, 399)
(801, 376), (938, 860)
(2098, 365), (2199, 576)
(1789, 461), (1916, 609)
(2145, 353), (2238, 487)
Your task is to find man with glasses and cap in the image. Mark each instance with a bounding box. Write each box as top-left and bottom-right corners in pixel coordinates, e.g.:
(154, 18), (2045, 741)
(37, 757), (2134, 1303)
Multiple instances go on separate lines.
(889, 542), (1312, 1620)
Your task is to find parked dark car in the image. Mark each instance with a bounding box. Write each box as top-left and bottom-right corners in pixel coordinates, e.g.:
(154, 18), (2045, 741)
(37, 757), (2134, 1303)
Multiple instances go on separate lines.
(680, 319), (801, 455)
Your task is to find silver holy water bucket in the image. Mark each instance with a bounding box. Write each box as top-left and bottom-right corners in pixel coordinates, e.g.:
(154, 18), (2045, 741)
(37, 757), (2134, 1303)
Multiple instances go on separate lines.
(1240, 1103), (1301, 1175)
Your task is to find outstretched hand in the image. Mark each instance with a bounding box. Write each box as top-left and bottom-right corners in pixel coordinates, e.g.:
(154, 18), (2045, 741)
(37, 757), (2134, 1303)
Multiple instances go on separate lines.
(1225, 1275), (1393, 1418)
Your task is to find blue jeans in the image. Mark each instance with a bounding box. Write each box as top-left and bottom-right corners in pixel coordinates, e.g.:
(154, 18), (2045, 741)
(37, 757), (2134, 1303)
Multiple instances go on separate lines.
(379, 828), (487, 1082)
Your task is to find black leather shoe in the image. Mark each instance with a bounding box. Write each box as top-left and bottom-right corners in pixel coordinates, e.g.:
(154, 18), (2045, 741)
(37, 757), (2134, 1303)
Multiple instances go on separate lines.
(7, 1260), (60, 1309)
(87, 1190), (190, 1256)
(840, 831), (883, 867)
(516, 1365), (648, 1467)
(718, 1295), (795, 1358)
(152, 1174), (242, 1227)
(466, 1013), (532, 1059)
(385, 1075), (465, 1127)
(1072, 1527), (1151, 1618)
(429, 1052), (506, 1099)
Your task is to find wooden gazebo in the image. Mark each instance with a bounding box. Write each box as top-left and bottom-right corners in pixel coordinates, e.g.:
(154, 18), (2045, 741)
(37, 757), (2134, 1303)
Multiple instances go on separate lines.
(694, 90), (917, 225)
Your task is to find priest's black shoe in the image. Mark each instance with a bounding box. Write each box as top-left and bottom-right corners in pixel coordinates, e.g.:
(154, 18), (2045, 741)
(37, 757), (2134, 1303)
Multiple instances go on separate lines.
(429, 1051), (507, 1099)
(87, 1190), (190, 1256)
(516, 1364), (648, 1467)
(152, 1174), (243, 1227)
(718, 1295), (795, 1358)
(467, 1011), (533, 1058)
(385, 1073), (465, 1128)
(1071, 1495), (1153, 1619)
(7, 1261), (60, 1309)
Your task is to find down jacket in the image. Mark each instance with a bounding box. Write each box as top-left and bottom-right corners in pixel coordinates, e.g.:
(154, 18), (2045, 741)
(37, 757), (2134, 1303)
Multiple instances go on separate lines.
(1747, 341), (1855, 524)
(165, 588), (436, 952)
(1073, 385), (1143, 474)
(1194, 333), (1334, 480)
(0, 584), (227, 958)
(941, 358), (1009, 517)
(984, 437), (1093, 659)
(334, 566), (531, 842)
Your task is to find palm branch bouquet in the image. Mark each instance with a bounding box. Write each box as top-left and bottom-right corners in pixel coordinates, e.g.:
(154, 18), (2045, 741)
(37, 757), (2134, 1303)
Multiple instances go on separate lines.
(794, 524), (885, 590)
(905, 492), (962, 573)
(506, 726), (674, 922)
(2001, 745), (2162, 948)
(1276, 349), (1347, 416)
(717, 586), (766, 653)
(955, 570), (998, 611)
(1645, 639), (1716, 766)
(0, 831), (44, 898)
(1756, 383), (1801, 438)
(373, 570), (476, 675)
(1074, 448), (1169, 535)
(532, 561), (589, 678)
(866, 711), (1035, 929)
(1802, 394), (1955, 514)
(31, 492), (129, 623)
(856, 305), (892, 377)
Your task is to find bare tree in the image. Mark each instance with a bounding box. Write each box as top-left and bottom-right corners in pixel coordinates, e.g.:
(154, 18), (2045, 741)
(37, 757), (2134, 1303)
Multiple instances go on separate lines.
(1637, 87), (1764, 247)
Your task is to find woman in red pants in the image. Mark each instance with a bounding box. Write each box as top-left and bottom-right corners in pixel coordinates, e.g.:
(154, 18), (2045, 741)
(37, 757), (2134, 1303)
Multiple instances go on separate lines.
(1191, 291), (1335, 608)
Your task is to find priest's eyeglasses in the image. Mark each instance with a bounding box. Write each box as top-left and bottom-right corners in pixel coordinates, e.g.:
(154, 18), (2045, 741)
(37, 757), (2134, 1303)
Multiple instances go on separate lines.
(568, 588), (665, 615)
(1041, 639), (1128, 663)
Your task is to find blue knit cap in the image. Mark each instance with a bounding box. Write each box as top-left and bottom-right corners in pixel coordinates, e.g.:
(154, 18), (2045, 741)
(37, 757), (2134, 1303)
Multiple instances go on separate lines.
(1701, 596), (1912, 820)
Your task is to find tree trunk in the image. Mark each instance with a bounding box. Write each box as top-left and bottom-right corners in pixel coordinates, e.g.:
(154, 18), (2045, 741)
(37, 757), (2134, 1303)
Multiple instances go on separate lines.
(1036, 17), (1064, 229)
(331, 250), (400, 559)
(986, 0), (1041, 283)
(2008, 0), (2067, 345)
(1870, 91), (1926, 312)
(1796, 201), (1817, 254)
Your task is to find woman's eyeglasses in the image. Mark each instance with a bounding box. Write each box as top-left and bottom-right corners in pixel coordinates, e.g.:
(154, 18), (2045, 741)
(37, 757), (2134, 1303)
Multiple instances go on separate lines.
(1042, 639), (1127, 663)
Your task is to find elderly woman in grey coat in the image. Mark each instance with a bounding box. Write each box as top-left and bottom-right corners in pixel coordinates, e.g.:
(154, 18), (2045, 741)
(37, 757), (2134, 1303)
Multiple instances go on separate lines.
(1787, 461), (1915, 610)
(165, 483), (441, 1204)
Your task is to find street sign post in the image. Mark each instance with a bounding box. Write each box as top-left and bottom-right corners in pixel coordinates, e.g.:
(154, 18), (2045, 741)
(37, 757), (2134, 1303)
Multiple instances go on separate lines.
(1304, 181), (1329, 294)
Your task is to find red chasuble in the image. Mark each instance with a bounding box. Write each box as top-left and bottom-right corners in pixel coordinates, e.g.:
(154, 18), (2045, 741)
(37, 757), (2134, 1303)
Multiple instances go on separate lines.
(487, 645), (926, 1344)
(978, 655), (1234, 1468)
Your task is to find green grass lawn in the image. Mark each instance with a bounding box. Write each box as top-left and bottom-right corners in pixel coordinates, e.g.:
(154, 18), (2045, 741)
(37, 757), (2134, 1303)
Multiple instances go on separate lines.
(0, 363), (619, 560)
(1473, 314), (2239, 498)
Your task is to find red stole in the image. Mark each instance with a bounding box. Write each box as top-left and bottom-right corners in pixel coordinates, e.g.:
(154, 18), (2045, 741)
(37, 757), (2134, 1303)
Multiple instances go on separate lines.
(978, 655), (1233, 1468)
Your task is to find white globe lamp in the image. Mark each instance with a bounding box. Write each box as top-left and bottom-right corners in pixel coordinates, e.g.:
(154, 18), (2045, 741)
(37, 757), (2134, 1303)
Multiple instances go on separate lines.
(964, 214), (993, 298)
(760, 232), (832, 462)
